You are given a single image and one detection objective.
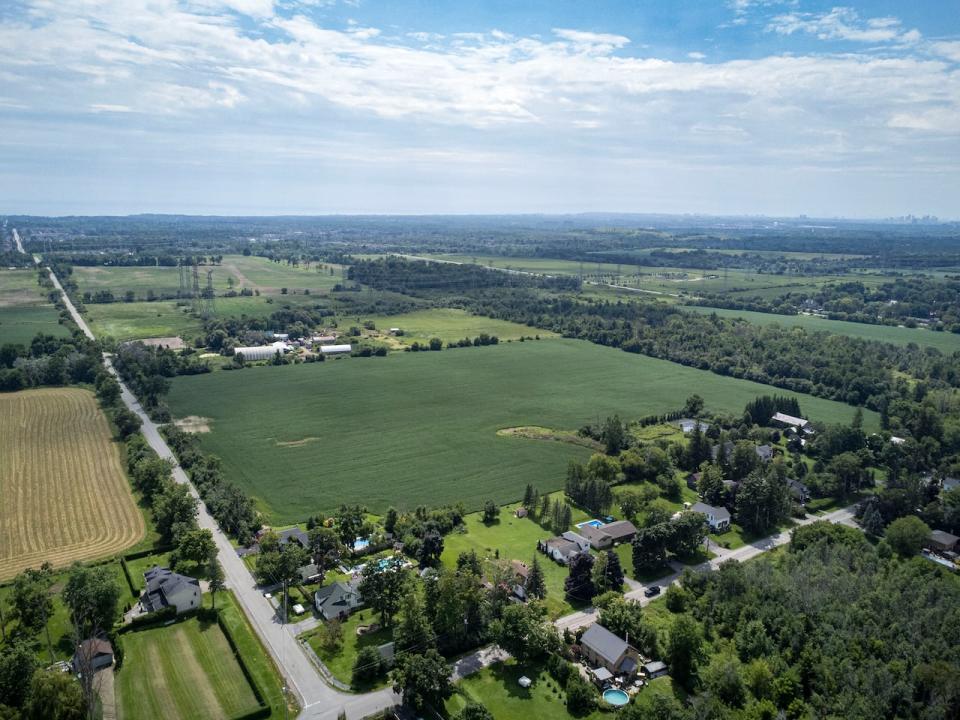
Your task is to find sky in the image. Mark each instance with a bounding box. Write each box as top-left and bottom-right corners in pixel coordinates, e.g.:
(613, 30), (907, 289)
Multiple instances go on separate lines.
(0, 0), (958, 218)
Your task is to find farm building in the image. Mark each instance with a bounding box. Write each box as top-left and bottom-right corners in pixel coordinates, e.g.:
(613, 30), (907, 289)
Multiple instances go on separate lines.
(320, 344), (352, 355)
(311, 335), (337, 344)
(234, 342), (291, 362)
(771, 412), (809, 429)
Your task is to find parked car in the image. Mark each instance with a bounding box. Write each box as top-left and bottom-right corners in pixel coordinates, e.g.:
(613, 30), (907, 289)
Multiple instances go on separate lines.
(643, 585), (661, 598)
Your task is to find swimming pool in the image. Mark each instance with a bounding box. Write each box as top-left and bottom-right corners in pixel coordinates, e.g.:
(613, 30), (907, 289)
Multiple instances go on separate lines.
(602, 689), (630, 706)
(576, 519), (605, 529)
(353, 537), (370, 552)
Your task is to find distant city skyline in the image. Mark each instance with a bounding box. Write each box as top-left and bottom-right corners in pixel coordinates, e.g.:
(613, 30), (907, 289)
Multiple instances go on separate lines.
(0, 0), (957, 218)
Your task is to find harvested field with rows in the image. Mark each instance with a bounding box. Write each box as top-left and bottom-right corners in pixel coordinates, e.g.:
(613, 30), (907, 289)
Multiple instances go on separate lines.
(0, 388), (144, 580)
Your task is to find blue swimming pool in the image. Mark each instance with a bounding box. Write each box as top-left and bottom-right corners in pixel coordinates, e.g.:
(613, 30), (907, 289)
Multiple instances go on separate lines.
(353, 537), (370, 552)
(602, 689), (630, 706)
(576, 519), (605, 529)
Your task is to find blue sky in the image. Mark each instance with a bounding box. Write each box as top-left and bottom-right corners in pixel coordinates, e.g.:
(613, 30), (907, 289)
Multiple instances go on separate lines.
(0, 0), (957, 217)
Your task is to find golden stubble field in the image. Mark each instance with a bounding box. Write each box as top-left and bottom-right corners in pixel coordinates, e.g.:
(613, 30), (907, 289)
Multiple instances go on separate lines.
(0, 387), (144, 580)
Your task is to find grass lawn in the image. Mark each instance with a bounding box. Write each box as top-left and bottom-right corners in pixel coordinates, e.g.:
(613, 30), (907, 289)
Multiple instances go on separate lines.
(216, 591), (298, 718)
(302, 608), (392, 690)
(441, 499), (594, 618)
(116, 613), (260, 720)
(85, 294), (322, 341)
(0, 268), (70, 345)
(445, 659), (604, 720)
(683, 304), (960, 353)
(166, 339), (876, 524)
(72, 255), (344, 299)
(351, 308), (557, 345)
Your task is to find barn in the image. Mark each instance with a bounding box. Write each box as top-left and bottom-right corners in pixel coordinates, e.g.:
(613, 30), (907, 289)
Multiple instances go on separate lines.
(234, 341), (291, 362)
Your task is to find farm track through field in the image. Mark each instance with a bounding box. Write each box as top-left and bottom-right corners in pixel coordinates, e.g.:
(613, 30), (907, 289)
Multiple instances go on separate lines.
(0, 387), (144, 580)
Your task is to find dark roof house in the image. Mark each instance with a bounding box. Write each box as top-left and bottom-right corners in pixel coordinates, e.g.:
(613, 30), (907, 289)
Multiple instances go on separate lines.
(602, 520), (638, 544)
(279, 527), (310, 550)
(541, 537), (581, 564)
(141, 566), (201, 615)
(580, 623), (640, 676)
(756, 445), (774, 462)
(314, 580), (362, 620)
(72, 638), (114, 674)
(928, 530), (960, 553)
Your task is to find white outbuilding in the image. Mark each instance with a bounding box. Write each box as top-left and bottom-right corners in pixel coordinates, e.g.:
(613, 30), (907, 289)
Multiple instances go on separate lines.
(234, 341), (291, 362)
(320, 344), (352, 355)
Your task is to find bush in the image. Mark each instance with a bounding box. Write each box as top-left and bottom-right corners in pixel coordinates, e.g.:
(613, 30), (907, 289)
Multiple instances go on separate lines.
(565, 675), (595, 714)
(352, 645), (384, 687)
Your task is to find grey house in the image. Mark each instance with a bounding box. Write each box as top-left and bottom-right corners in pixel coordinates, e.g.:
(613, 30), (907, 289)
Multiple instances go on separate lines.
(278, 527), (310, 550)
(141, 566), (201, 615)
(580, 623), (639, 677)
(315, 580), (363, 620)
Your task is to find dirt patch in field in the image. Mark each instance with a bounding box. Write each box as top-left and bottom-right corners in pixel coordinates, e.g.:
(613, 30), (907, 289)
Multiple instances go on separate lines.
(497, 426), (603, 451)
(138, 336), (186, 349)
(174, 416), (212, 433)
(276, 436), (320, 448)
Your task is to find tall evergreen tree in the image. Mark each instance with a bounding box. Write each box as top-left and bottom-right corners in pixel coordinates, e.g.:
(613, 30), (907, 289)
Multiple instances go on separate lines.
(524, 556), (547, 600)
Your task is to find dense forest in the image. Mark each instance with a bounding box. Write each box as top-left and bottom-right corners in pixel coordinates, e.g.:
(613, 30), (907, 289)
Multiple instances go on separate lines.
(350, 257), (960, 410)
(652, 522), (960, 720)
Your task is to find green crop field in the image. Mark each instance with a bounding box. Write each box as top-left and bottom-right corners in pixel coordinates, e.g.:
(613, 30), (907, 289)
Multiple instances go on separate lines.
(166, 339), (875, 524)
(116, 612), (261, 720)
(72, 255), (344, 300)
(683, 305), (960, 353)
(347, 307), (557, 345)
(0, 268), (70, 345)
(417, 253), (890, 299)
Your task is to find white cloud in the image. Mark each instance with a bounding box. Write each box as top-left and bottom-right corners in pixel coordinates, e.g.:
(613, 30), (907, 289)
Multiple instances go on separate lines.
(0, 0), (956, 217)
(768, 7), (921, 44)
(552, 28), (630, 49)
(931, 41), (960, 63)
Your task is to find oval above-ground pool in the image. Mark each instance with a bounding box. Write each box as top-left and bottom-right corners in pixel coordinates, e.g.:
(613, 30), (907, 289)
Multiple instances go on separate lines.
(602, 688), (630, 707)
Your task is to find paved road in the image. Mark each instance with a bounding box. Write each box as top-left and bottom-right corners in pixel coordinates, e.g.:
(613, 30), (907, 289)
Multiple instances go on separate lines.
(554, 505), (859, 632)
(40, 250), (516, 719)
(12, 227), (25, 254)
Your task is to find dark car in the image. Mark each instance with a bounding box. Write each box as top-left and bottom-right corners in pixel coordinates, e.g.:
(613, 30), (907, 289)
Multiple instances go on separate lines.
(643, 585), (661, 598)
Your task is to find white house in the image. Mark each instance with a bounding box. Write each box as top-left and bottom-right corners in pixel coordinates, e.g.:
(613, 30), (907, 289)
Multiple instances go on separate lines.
(690, 502), (731, 532)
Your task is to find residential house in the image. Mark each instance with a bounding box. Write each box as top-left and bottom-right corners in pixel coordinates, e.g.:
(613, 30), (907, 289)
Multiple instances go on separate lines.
(927, 530), (959, 554)
(755, 445), (774, 463)
(711, 441), (735, 463)
(786, 478), (811, 504)
(72, 638), (114, 673)
(511, 560), (530, 600)
(561, 530), (591, 553)
(601, 520), (638, 545)
(314, 580), (363, 620)
(678, 419), (710, 434)
(539, 537), (581, 565)
(579, 524), (614, 550)
(580, 623), (640, 677)
(298, 563), (322, 584)
(690, 502), (731, 532)
(141, 566), (200, 615)
(278, 527), (310, 550)
(686, 472), (702, 491)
